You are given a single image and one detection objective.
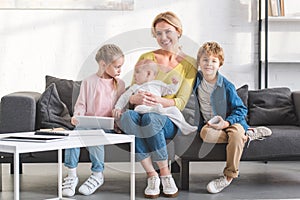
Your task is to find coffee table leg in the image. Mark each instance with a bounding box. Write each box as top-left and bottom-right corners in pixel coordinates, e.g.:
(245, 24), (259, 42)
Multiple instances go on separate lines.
(58, 149), (62, 199)
(0, 163), (2, 192)
(130, 138), (135, 200)
(14, 152), (19, 200)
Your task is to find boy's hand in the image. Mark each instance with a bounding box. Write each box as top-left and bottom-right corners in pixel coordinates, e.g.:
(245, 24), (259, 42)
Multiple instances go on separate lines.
(208, 116), (228, 130)
(112, 108), (122, 119)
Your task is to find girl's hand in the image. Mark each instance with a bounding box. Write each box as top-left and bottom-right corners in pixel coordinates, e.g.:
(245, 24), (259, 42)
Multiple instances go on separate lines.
(71, 116), (79, 126)
(112, 108), (122, 119)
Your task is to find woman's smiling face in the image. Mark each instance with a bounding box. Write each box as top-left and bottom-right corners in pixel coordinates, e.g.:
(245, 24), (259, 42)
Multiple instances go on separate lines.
(154, 21), (179, 52)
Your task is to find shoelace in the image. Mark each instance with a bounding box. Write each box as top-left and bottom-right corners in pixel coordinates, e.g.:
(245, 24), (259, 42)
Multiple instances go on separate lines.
(62, 177), (76, 189)
(162, 177), (172, 189)
(214, 176), (229, 190)
(84, 176), (101, 190)
(148, 176), (158, 190)
(246, 130), (266, 148)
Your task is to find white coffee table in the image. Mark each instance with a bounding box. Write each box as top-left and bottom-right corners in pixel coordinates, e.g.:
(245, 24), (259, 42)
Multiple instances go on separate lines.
(0, 130), (135, 200)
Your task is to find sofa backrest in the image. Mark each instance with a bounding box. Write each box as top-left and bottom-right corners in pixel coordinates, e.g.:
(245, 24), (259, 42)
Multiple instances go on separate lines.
(292, 91), (300, 126)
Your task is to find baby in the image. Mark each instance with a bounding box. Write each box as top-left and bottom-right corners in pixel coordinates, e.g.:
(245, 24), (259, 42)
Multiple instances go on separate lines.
(113, 59), (197, 135)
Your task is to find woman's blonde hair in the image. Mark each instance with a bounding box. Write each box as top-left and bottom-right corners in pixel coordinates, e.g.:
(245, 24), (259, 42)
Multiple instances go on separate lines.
(197, 41), (225, 66)
(151, 11), (183, 38)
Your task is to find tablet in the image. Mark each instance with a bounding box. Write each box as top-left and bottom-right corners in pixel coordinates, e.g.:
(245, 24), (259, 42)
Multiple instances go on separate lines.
(0, 136), (67, 143)
(75, 116), (114, 130)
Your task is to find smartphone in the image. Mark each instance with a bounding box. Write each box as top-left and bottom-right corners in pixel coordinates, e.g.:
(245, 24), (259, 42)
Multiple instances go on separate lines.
(208, 116), (220, 124)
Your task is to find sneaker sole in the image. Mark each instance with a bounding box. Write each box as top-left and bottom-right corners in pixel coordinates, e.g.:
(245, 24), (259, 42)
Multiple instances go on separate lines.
(144, 193), (160, 199)
(163, 191), (179, 198)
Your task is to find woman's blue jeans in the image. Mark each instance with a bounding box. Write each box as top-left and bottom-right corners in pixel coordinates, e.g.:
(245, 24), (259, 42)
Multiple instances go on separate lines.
(64, 128), (104, 172)
(120, 110), (177, 162)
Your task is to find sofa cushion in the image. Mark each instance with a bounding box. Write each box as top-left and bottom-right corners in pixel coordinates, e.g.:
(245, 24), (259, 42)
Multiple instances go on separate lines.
(45, 75), (81, 116)
(37, 83), (75, 130)
(242, 125), (300, 160)
(248, 87), (299, 126)
(236, 84), (248, 108)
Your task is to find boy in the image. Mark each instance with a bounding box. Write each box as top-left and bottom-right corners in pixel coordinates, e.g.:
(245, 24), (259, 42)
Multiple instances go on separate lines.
(194, 41), (272, 193)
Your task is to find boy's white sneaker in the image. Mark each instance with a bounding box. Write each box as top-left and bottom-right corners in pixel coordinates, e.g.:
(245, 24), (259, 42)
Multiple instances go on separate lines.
(62, 176), (79, 197)
(246, 126), (272, 147)
(161, 175), (178, 197)
(253, 126), (272, 137)
(78, 174), (104, 196)
(144, 176), (160, 198)
(207, 176), (232, 194)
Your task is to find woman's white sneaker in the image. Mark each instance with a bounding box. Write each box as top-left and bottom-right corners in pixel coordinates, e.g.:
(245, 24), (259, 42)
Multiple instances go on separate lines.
(207, 176), (232, 194)
(78, 174), (104, 196)
(62, 176), (79, 197)
(161, 175), (178, 197)
(144, 176), (160, 198)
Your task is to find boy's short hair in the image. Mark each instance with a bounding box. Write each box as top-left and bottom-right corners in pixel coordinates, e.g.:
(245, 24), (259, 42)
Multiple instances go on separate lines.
(197, 41), (224, 66)
(135, 59), (158, 75)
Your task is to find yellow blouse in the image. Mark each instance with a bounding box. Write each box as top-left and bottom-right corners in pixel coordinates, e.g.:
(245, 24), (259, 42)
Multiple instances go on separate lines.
(137, 51), (197, 111)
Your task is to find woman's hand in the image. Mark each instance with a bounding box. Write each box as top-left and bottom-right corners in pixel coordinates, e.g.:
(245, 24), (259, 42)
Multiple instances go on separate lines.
(129, 90), (159, 106)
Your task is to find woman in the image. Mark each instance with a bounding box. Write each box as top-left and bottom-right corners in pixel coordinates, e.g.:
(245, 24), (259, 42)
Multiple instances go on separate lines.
(119, 11), (197, 198)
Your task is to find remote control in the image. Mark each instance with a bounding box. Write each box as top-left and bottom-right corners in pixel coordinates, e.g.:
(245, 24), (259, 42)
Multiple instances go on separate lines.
(34, 131), (69, 136)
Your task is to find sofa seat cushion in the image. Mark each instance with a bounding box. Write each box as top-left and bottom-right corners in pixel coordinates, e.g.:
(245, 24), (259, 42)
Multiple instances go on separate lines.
(178, 125), (300, 161)
(175, 132), (227, 161)
(242, 125), (300, 160)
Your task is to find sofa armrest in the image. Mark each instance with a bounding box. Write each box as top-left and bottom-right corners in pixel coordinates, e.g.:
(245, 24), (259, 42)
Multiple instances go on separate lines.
(0, 92), (41, 133)
(292, 91), (300, 126)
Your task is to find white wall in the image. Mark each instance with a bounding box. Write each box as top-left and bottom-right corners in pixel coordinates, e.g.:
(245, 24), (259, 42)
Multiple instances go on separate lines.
(0, 0), (264, 99)
(263, 19), (300, 89)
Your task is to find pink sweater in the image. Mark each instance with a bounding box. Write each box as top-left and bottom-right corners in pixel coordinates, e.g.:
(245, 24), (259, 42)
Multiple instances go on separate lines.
(73, 73), (125, 117)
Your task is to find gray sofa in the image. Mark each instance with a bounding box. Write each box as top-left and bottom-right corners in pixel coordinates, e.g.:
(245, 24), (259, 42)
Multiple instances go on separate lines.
(0, 76), (175, 176)
(1, 75), (300, 191)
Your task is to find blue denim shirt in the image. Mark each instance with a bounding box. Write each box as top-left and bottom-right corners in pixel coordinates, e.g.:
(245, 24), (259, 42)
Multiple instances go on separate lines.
(193, 71), (249, 132)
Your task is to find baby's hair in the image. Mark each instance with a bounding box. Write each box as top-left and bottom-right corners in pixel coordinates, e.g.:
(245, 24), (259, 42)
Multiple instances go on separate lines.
(95, 44), (124, 90)
(151, 11), (183, 38)
(136, 59), (158, 76)
(197, 41), (224, 66)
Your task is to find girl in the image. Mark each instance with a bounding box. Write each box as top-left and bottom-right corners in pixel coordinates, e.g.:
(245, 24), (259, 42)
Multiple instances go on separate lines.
(62, 44), (125, 197)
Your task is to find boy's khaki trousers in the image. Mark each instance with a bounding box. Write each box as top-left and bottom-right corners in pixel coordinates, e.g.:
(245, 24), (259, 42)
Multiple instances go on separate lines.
(200, 124), (247, 178)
